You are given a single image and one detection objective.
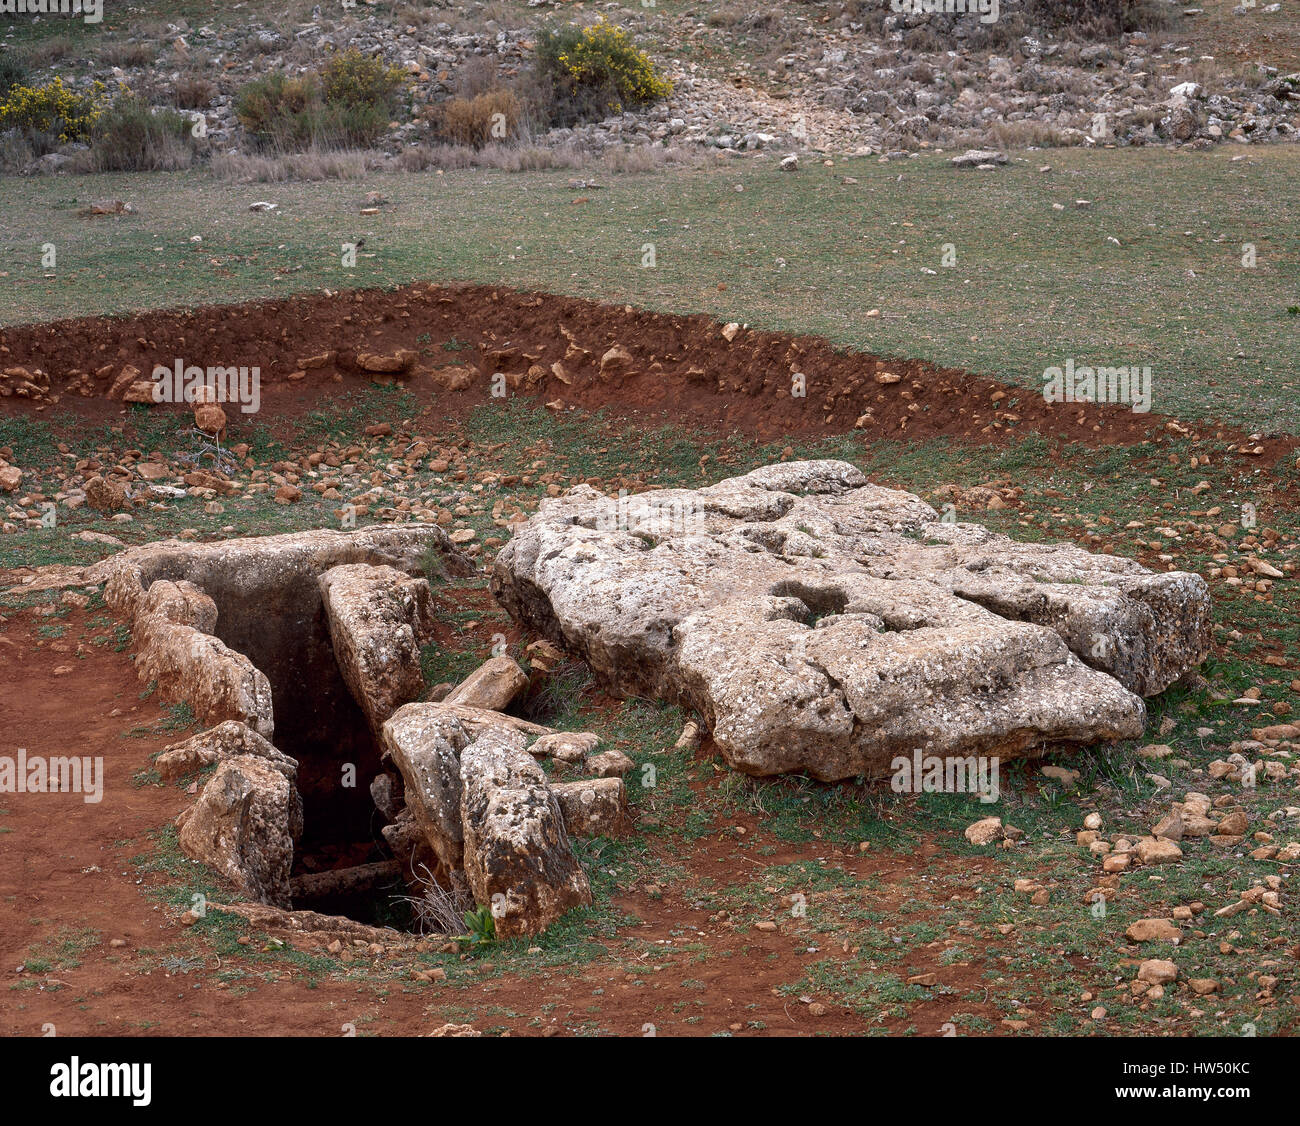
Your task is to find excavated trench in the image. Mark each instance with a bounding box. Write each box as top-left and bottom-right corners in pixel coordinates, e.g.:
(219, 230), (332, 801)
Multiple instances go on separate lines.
(106, 532), (463, 926)
(191, 569), (398, 921)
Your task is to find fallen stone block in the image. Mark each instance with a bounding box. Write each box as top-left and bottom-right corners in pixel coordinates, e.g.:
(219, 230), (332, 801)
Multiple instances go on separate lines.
(443, 654), (529, 711)
(177, 755), (302, 907)
(458, 727), (592, 938)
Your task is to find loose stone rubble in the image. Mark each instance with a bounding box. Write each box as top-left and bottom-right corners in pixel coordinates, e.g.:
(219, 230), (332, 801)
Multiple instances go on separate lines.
(493, 460), (1212, 780)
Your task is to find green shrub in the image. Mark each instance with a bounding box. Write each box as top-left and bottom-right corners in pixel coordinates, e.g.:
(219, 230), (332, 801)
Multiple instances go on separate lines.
(88, 93), (197, 171)
(535, 17), (671, 125)
(320, 48), (407, 114)
(0, 52), (26, 98)
(235, 72), (323, 150)
(0, 77), (106, 143)
(173, 74), (215, 110)
(235, 50), (408, 151)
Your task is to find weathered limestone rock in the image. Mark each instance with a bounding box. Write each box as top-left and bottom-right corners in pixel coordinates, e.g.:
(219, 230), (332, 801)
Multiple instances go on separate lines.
(1135, 836), (1184, 865)
(177, 754), (301, 907)
(380, 701), (569, 864)
(370, 772), (403, 820)
(1126, 918), (1182, 943)
(382, 705), (474, 872)
(880, 522), (1212, 698)
(130, 578), (274, 738)
(530, 731), (599, 764)
(586, 749), (634, 778)
(319, 563), (435, 729)
(550, 777), (629, 837)
(381, 702), (602, 931)
(99, 524), (471, 623)
(492, 461), (1211, 781)
(964, 816), (1005, 846)
(458, 728), (591, 938)
(156, 720), (298, 782)
(443, 655), (529, 711)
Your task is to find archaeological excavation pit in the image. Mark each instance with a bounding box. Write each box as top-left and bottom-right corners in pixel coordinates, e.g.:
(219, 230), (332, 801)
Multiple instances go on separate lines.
(95, 523), (627, 937)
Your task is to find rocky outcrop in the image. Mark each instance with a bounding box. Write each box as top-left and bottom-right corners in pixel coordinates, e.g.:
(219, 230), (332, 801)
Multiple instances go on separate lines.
(492, 460), (1211, 780)
(319, 563), (436, 730)
(177, 754), (302, 908)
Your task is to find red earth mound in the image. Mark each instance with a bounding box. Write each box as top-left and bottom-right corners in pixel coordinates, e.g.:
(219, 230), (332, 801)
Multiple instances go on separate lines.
(0, 282), (1289, 461)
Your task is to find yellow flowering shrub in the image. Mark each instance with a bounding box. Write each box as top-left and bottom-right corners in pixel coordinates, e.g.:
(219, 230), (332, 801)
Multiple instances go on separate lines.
(0, 77), (106, 142)
(536, 17), (671, 119)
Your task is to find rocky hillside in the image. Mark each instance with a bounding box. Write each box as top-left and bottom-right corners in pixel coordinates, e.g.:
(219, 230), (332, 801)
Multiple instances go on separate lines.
(5, 0), (1299, 175)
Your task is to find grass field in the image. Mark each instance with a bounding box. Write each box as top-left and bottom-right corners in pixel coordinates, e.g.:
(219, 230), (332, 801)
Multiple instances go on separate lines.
(2, 145), (1297, 430)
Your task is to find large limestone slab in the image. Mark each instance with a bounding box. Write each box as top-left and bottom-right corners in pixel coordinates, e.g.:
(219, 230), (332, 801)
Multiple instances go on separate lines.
(492, 461), (1212, 780)
(381, 704), (475, 872)
(99, 524), (472, 622)
(458, 727), (592, 939)
(130, 578), (275, 738)
(319, 563), (435, 730)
